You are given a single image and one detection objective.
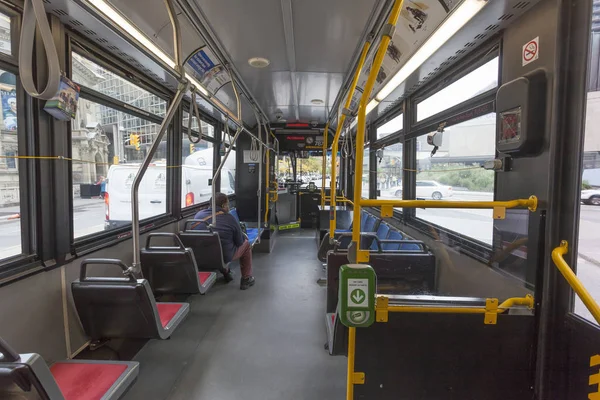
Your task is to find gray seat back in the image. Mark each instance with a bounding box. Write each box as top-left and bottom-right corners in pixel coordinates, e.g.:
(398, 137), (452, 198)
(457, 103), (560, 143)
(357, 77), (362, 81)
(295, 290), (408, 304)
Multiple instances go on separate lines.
(141, 233), (200, 294)
(180, 221), (229, 273)
(71, 259), (162, 340)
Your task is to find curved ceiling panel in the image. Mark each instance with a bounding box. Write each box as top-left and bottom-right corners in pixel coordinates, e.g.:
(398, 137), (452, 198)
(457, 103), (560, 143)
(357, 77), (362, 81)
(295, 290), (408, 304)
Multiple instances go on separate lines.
(107, 0), (205, 62)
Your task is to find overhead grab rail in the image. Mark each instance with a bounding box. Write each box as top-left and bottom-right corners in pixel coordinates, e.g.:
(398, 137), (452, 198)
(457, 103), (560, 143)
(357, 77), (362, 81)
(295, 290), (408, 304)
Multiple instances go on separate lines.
(329, 40), (372, 240)
(552, 241), (600, 325)
(20, 0), (62, 99)
(187, 88), (203, 144)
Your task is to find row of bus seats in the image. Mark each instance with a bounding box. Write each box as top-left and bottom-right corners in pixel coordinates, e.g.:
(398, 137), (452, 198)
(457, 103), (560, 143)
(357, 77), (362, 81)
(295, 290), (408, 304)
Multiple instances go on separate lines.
(318, 209), (423, 262)
(1, 210), (257, 399)
(179, 208), (262, 276)
(322, 215), (437, 355)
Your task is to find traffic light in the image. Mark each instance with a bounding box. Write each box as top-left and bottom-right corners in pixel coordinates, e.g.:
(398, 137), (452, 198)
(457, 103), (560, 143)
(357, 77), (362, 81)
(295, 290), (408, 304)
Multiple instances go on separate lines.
(130, 134), (140, 151)
(190, 143), (195, 154)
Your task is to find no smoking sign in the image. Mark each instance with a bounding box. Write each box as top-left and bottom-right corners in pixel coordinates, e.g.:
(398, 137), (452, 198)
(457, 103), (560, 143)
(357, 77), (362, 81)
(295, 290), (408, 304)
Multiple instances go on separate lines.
(522, 37), (539, 66)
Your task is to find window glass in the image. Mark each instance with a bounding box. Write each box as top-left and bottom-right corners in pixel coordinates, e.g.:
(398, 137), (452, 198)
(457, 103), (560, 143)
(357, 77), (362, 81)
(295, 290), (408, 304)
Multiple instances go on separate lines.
(575, 18), (600, 324)
(219, 145), (236, 196)
(71, 100), (167, 238)
(377, 114), (403, 140)
(415, 113), (496, 245)
(297, 155), (324, 188)
(362, 147), (370, 198)
(0, 13), (11, 56)
(71, 53), (167, 117)
(377, 142), (403, 201)
(183, 111), (215, 138)
(182, 118), (214, 208)
(417, 57), (499, 122)
(0, 69), (21, 259)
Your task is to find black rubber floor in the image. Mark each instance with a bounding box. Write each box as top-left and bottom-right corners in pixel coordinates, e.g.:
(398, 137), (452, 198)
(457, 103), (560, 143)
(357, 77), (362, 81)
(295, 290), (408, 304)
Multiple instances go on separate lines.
(123, 230), (347, 400)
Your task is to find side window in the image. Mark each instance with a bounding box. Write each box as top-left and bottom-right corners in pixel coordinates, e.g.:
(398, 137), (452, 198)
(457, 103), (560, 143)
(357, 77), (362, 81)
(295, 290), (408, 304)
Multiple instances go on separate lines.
(182, 111), (215, 208)
(70, 51), (168, 239)
(377, 142), (403, 200)
(415, 113), (496, 245)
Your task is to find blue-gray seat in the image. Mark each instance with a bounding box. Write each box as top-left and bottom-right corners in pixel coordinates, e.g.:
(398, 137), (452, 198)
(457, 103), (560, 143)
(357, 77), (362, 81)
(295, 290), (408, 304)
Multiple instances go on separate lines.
(230, 208), (262, 245)
(383, 230), (424, 251)
(371, 223), (391, 250)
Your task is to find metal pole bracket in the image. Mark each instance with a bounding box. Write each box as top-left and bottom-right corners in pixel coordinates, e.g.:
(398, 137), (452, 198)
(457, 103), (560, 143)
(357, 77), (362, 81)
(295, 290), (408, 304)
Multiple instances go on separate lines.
(484, 298), (499, 325)
(352, 372), (366, 385)
(376, 296), (389, 323)
(381, 23), (396, 39)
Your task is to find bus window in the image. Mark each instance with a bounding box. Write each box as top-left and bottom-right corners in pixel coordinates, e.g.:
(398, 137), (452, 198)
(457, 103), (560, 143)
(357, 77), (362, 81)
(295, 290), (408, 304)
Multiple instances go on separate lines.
(416, 57), (499, 122)
(415, 113), (496, 245)
(362, 147), (370, 197)
(575, 15), (600, 324)
(377, 142), (403, 201)
(0, 69), (22, 260)
(182, 115), (214, 208)
(377, 113), (403, 140)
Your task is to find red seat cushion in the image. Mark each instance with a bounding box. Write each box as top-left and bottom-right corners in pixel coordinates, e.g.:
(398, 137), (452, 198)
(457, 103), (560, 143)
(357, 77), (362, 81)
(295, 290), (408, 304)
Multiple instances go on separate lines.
(50, 362), (127, 400)
(156, 303), (183, 328)
(198, 272), (212, 285)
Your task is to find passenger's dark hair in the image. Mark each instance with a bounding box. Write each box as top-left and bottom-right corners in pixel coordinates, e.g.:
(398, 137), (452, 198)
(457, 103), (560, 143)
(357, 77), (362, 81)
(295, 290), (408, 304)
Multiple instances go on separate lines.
(211, 192), (229, 208)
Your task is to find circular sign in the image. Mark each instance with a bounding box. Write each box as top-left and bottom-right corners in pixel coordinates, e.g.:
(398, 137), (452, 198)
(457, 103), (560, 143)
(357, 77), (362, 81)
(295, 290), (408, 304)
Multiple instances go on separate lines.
(523, 40), (538, 62)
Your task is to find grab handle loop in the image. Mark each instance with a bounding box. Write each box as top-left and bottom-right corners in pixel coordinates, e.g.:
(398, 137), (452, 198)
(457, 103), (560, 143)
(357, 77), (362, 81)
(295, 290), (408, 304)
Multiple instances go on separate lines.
(19, 0), (62, 100)
(187, 89), (202, 144)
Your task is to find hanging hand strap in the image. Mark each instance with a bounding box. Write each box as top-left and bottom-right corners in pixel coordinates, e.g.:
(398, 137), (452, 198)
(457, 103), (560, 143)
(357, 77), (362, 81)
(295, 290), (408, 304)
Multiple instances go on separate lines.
(187, 89), (202, 144)
(19, 0), (62, 100)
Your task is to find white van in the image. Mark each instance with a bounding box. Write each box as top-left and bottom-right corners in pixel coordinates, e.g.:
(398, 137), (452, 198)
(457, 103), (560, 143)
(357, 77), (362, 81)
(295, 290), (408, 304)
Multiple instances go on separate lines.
(104, 147), (235, 229)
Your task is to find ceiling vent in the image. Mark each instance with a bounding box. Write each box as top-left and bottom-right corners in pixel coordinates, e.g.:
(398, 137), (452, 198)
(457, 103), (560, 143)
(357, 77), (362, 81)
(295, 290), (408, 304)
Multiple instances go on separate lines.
(53, 9), (67, 16)
(498, 13), (514, 21)
(485, 24), (500, 31)
(513, 1), (530, 9)
(70, 20), (83, 27)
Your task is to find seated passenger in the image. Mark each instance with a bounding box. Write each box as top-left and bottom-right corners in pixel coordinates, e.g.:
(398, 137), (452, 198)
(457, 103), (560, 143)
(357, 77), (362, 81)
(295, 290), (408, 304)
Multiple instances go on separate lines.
(193, 193), (255, 290)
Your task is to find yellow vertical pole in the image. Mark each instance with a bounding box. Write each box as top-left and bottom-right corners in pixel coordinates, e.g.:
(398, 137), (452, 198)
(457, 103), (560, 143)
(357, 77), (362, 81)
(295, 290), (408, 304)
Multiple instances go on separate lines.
(321, 123), (329, 207)
(347, 327), (357, 400)
(329, 41), (371, 237)
(352, 0), (404, 259)
(264, 138), (270, 225)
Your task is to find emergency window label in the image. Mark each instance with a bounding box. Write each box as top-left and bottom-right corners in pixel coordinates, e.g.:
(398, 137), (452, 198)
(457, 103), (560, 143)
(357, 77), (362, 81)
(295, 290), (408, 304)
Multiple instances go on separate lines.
(348, 279), (369, 307)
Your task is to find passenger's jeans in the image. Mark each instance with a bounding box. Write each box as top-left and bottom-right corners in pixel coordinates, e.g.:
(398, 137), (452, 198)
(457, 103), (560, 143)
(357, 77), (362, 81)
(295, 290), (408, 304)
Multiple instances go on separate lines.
(231, 240), (252, 278)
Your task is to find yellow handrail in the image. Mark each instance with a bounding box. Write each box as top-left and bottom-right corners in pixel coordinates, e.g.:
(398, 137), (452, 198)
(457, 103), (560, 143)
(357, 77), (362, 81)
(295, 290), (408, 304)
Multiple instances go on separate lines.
(552, 241), (600, 325)
(330, 40), (372, 238)
(352, 0), (404, 255)
(321, 123), (329, 207)
(264, 140), (270, 225)
(360, 197), (538, 210)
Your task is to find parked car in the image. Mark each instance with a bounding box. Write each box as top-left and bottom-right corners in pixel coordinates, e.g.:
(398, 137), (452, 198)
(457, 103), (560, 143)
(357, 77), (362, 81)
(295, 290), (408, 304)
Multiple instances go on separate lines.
(581, 189), (600, 205)
(416, 180), (453, 200)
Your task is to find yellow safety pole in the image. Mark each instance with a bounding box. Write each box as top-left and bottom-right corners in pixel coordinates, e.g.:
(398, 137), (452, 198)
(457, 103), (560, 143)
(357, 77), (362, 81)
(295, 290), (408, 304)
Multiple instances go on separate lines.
(352, 0), (404, 261)
(264, 145), (270, 225)
(552, 241), (600, 325)
(329, 40), (371, 237)
(346, 327), (357, 400)
(321, 123), (329, 207)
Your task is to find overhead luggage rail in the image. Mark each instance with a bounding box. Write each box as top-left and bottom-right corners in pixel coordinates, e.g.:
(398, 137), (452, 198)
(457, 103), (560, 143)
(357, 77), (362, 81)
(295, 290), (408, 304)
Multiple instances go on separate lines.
(552, 241), (600, 325)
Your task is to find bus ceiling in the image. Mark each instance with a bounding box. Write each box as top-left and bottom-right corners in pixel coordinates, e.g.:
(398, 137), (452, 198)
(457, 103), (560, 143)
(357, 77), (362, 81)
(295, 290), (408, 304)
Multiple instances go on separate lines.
(46, 0), (540, 127)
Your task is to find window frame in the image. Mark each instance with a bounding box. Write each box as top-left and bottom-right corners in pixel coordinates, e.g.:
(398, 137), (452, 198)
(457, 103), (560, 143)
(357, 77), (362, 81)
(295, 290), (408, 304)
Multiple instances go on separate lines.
(0, 6), (43, 281)
(67, 39), (177, 250)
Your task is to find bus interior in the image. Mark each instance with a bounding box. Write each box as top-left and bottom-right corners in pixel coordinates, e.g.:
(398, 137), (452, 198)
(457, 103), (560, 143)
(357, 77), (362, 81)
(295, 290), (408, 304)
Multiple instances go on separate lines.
(1, 0), (600, 399)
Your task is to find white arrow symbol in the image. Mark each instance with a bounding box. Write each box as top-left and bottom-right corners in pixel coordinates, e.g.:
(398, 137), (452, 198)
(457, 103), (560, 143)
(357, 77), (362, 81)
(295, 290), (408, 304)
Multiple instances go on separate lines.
(351, 289), (365, 304)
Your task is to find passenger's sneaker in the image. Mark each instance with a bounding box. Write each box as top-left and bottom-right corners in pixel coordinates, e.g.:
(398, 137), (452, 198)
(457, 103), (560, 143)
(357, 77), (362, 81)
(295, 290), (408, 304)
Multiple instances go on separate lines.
(223, 269), (234, 283)
(240, 276), (255, 290)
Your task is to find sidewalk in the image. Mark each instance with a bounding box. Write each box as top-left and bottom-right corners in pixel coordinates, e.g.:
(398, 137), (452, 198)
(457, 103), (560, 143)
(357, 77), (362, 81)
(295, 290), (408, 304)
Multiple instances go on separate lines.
(0, 197), (104, 221)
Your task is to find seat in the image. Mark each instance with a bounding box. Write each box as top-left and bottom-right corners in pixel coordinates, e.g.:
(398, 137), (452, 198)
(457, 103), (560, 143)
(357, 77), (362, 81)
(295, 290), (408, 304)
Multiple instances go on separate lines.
(180, 221), (231, 274)
(370, 223), (391, 250)
(381, 230), (425, 251)
(72, 259), (189, 340)
(141, 232), (216, 295)
(363, 214), (379, 233)
(230, 208), (262, 246)
(0, 337), (138, 400)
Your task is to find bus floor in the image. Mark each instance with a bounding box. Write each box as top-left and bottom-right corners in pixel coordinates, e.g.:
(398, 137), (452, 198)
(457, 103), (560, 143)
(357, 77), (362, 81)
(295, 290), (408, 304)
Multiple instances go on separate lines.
(123, 229), (346, 400)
